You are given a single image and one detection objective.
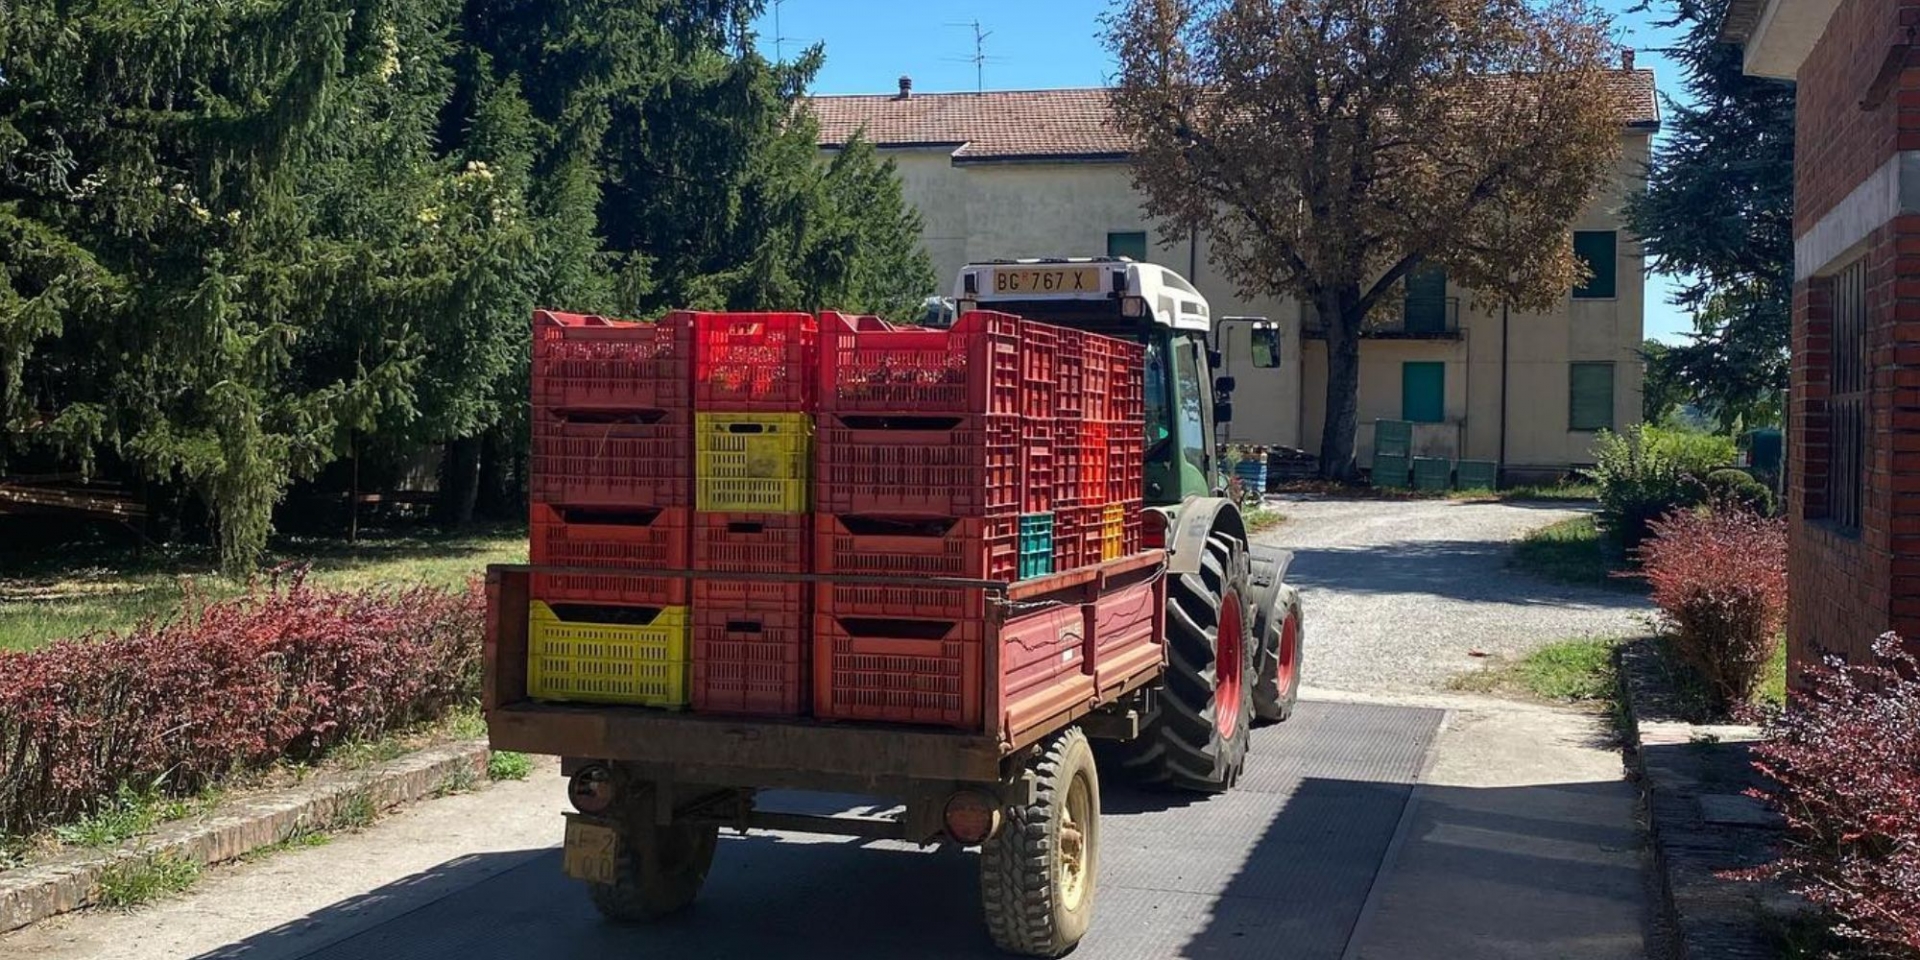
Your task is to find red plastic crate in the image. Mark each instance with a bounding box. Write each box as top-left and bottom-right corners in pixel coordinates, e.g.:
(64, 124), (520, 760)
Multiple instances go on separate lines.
(690, 312), (817, 411)
(1018, 323), (1058, 423)
(530, 411), (691, 508)
(1119, 499), (1145, 556)
(815, 414), (1019, 517)
(1054, 421), (1111, 508)
(529, 504), (688, 607)
(813, 613), (983, 729)
(692, 512), (809, 574)
(1105, 421), (1145, 505)
(814, 581), (990, 623)
(533, 310), (691, 414)
(1053, 504), (1099, 573)
(1054, 329), (1087, 420)
(815, 514), (1019, 581)
(1082, 336), (1115, 421)
(692, 579), (807, 716)
(1021, 435), (1054, 514)
(818, 310), (1021, 415)
(1100, 334), (1146, 425)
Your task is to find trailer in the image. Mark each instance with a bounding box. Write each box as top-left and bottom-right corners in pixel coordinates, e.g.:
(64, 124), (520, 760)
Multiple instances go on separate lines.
(484, 258), (1304, 957)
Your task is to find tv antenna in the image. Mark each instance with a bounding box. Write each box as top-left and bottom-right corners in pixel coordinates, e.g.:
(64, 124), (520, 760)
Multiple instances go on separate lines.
(770, 0), (811, 61)
(943, 20), (1001, 93)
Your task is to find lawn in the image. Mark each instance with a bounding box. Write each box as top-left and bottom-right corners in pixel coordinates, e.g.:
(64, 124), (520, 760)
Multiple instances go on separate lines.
(1451, 637), (1621, 704)
(1507, 515), (1640, 591)
(0, 524), (527, 651)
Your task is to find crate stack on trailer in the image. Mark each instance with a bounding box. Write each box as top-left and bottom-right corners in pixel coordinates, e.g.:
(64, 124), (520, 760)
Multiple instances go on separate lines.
(526, 310), (696, 709)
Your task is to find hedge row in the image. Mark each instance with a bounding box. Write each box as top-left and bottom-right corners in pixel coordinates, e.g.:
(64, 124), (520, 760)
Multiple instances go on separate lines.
(0, 575), (483, 834)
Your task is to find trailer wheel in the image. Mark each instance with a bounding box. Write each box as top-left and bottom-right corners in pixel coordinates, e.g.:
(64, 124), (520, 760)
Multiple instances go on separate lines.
(1252, 585), (1303, 723)
(980, 726), (1100, 957)
(588, 822), (718, 923)
(1112, 531), (1254, 792)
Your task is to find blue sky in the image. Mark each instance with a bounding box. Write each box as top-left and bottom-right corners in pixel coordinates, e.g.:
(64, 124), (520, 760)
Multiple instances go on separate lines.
(751, 0), (1694, 345)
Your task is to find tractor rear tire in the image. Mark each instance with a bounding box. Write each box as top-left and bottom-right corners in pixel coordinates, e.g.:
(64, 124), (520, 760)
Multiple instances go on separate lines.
(981, 726), (1101, 958)
(1110, 531), (1254, 792)
(588, 821), (718, 923)
(1252, 585), (1303, 724)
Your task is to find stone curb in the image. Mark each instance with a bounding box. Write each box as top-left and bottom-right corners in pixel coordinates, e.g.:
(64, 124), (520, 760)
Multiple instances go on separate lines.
(0, 740), (490, 933)
(1613, 642), (1793, 960)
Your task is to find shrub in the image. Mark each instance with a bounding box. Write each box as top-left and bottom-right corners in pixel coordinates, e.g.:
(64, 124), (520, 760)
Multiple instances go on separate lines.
(1703, 467), (1777, 516)
(1584, 424), (1738, 549)
(1638, 508), (1787, 713)
(0, 574), (483, 834)
(1745, 634), (1920, 955)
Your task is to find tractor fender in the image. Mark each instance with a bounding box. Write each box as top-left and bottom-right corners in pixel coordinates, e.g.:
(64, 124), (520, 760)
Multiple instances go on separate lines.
(1158, 496), (1247, 576)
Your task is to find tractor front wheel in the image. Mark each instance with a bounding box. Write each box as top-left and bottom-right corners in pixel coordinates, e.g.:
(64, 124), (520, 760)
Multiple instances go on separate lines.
(1252, 584), (1304, 723)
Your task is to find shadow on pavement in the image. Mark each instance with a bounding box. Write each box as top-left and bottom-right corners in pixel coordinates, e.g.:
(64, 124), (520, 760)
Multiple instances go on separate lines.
(1284, 537), (1648, 610)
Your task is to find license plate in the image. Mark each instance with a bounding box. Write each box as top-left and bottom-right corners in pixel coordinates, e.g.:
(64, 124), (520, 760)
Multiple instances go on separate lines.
(993, 267), (1099, 294)
(562, 820), (620, 885)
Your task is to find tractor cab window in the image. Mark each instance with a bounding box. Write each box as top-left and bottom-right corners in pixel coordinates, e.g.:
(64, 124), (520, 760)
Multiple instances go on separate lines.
(1174, 337), (1210, 476)
(1144, 336), (1173, 464)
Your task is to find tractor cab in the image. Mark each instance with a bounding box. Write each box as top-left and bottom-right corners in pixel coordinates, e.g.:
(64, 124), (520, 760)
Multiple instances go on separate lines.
(952, 258), (1228, 505)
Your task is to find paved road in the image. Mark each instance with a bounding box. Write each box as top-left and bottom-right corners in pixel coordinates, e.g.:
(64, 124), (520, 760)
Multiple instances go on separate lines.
(1258, 496), (1653, 694)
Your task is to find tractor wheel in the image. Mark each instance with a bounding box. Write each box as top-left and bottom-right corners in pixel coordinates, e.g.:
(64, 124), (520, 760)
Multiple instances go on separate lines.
(1111, 531), (1254, 792)
(1252, 585), (1304, 723)
(588, 821), (719, 923)
(980, 726), (1101, 957)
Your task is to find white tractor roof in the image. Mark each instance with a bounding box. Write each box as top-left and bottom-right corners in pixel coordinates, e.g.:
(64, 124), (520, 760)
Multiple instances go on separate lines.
(953, 258), (1213, 333)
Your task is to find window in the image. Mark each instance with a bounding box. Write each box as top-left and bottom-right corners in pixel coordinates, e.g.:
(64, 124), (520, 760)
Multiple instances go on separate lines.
(1174, 338), (1211, 474)
(1573, 231), (1617, 299)
(1107, 231), (1148, 261)
(1824, 258), (1867, 532)
(1251, 327), (1281, 368)
(1569, 362), (1615, 431)
(1402, 362), (1445, 423)
(1403, 265), (1448, 334)
(1144, 335), (1172, 466)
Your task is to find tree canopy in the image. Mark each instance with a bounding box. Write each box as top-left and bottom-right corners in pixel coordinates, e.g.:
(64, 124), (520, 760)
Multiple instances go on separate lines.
(1105, 0), (1628, 479)
(1625, 0), (1793, 430)
(0, 0), (933, 571)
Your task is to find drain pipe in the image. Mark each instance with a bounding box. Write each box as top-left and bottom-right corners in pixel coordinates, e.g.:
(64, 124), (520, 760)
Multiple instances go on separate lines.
(1498, 302), (1510, 485)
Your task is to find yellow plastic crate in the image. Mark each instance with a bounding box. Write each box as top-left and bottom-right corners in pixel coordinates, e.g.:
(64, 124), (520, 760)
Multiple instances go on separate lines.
(528, 601), (690, 708)
(695, 412), (812, 512)
(1098, 504), (1125, 562)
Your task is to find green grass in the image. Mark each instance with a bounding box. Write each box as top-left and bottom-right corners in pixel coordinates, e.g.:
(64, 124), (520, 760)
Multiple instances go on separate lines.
(1758, 636), (1788, 711)
(52, 781), (210, 849)
(434, 765), (481, 797)
(95, 852), (201, 908)
(0, 523), (526, 651)
(240, 825), (333, 862)
(1451, 637), (1622, 704)
(446, 704), (488, 740)
(1507, 515), (1638, 591)
(333, 789), (379, 831)
(487, 751), (532, 782)
(1244, 506), (1286, 533)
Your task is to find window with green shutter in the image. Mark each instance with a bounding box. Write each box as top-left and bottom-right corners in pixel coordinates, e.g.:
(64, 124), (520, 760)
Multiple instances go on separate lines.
(1402, 362), (1445, 424)
(1573, 231), (1616, 299)
(1107, 231), (1149, 261)
(1569, 362), (1615, 431)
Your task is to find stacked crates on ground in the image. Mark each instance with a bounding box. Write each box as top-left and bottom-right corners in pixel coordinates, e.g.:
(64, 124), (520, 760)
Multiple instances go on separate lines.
(526, 310), (695, 708)
(690, 314), (817, 716)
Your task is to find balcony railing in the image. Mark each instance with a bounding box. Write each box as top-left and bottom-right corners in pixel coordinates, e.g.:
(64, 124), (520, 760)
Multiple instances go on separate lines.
(1302, 296), (1461, 339)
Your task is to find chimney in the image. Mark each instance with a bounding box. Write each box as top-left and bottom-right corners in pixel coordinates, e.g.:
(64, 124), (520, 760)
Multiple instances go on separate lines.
(897, 75), (913, 100)
(1622, 48), (1635, 70)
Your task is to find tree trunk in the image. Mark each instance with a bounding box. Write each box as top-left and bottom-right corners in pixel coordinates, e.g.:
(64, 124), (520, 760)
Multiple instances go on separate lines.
(439, 436), (482, 527)
(1317, 286), (1364, 482)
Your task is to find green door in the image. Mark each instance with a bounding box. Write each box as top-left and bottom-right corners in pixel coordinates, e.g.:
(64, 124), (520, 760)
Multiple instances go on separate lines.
(1404, 266), (1447, 334)
(1402, 362), (1445, 423)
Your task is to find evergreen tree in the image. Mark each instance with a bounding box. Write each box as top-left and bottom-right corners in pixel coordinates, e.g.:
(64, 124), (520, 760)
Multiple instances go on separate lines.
(1626, 0), (1793, 429)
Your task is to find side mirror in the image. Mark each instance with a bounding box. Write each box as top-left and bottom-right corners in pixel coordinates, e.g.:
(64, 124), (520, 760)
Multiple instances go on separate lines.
(1214, 376), (1237, 394)
(1206, 348), (1223, 370)
(1216, 401), (1233, 424)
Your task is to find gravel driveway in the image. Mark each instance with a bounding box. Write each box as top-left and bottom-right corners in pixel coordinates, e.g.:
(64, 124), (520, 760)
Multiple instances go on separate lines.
(1253, 496), (1653, 695)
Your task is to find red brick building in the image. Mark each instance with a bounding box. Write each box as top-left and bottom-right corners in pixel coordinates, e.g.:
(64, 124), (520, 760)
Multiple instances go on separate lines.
(1727, 0), (1919, 669)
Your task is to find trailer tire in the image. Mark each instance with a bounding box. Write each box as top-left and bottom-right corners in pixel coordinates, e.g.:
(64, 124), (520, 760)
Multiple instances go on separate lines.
(1252, 585), (1303, 723)
(588, 822), (718, 923)
(1111, 530), (1254, 792)
(980, 726), (1100, 958)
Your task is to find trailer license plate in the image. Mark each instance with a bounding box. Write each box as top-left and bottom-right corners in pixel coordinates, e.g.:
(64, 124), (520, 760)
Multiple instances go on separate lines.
(563, 820), (619, 885)
(993, 267), (1099, 294)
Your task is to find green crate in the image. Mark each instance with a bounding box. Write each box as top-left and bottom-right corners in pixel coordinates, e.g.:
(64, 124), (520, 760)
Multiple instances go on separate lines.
(1456, 459), (1498, 491)
(1372, 453), (1410, 489)
(1374, 419), (1414, 459)
(1019, 514), (1055, 580)
(1412, 457), (1452, 492)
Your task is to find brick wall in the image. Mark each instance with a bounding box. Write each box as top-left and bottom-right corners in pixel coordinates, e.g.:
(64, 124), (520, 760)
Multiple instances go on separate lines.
(1792, 0), (1913, 232)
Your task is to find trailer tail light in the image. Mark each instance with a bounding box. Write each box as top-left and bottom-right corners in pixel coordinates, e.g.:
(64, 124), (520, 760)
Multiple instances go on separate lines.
(568, 764), (617, 815)
(943, 791), (1001, 844)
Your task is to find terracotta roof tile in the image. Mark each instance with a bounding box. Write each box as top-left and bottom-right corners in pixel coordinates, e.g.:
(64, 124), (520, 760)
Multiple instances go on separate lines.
(810, 72), (1660, 161)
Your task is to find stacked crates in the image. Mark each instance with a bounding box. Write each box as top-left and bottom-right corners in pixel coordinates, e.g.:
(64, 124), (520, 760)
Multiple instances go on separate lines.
(527, 310), (694, 707)
(812, 310), (1028, 728)
(690, 313), (817, 716)
(1052, 330), (1147, 573)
